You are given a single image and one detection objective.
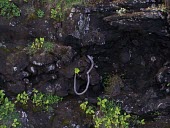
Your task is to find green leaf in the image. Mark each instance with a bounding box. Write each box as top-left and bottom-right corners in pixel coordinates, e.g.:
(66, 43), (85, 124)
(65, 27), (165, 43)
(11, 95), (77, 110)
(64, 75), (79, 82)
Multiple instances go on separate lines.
(40, 37), (44, 42)
(74, 68), (80, 74)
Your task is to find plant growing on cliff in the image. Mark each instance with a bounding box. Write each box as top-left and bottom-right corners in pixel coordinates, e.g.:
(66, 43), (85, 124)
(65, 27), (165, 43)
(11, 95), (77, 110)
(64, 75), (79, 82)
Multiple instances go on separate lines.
(64, 0), (83, 8)
(32, 89), (44, 107)
(32, 89), (62, 111)
(50, 0), (84, 22)
(0, 90), (21, 128)
(15, 91), (29, 106)
(80, 98), (145, 128)
(80, 98), (130, 128)
(0, 90), (5, 104)
(50, 2), (64, 22)
(28, 37), (54, 54)
(80, 101), (95, 115)
(13, 89), (62, 112)
(31, 37), (44, 50)
(37, 9), (45, 18)
(103, 74), (124, 97)
(0, 1), (20, 18)
(43, 41), (54, 52)
(74, 68), (80, 74)
(43, 93), (63, 110)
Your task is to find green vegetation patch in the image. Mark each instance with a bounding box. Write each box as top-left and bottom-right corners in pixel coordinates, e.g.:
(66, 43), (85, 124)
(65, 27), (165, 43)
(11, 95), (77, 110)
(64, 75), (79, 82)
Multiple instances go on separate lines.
(0, 90), (21, 128)
(80, 97), (145, 128)
(15, 89), (62, 111)
(37, 9), (45, 18)
(32, 89), (62, 111)
(0, 1), (20, 18)
(0, 88), (62, 127)
(27, 37), (55, 54)
(50, 0), (83, 21)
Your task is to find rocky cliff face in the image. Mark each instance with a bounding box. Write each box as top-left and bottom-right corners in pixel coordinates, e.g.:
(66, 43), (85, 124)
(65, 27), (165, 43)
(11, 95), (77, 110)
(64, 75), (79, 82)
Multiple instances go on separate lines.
(0, 0), (170, 127)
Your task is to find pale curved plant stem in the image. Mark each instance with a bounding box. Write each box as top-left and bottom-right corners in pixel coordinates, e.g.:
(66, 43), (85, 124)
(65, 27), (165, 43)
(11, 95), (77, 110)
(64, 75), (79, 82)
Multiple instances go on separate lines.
(74, 55), (94, 95)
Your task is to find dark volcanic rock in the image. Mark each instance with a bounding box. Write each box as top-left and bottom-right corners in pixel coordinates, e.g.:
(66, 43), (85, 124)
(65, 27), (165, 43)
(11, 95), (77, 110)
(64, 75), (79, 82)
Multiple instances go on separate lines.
(30, 52), (54, 66)
(6, 81), (25, 94)
(52, 77), (70, 97)
(0, 0), (170, 127)
(59, 11), (106, 46)
(6, 51), (29, 75)
(53, 44), (75, 66)
(51, 98), (88, 128)
(0, 47), (11, 75)
(112, 86), (170, 119)
(156, 64), (170, 84)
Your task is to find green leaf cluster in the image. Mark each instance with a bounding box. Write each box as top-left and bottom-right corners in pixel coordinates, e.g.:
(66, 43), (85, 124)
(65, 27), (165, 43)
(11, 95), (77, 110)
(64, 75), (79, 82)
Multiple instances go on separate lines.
(15, 91), (29, 105)
(0, 1), (20, 18)
(43, 41), (54, 52)
(80, 101), (95, 115)
(0, 90), (21, 128)
(74, 68), (80, 74)
(96, 98), (131, 128)
(14, 89), (62, 111)
(37, 9), (45, 18)
(80, 98), (132, 128)
(30, 37), (44, 51)
(28, 37), (54, 54)
(50, 3), (63, 22)
(32, 89), (62, 111)
(50, 0), (83, 22)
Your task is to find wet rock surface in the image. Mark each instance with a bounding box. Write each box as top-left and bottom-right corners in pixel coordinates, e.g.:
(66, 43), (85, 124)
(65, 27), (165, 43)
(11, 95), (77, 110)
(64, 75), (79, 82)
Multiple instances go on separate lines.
(0, 0), (170, 127)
